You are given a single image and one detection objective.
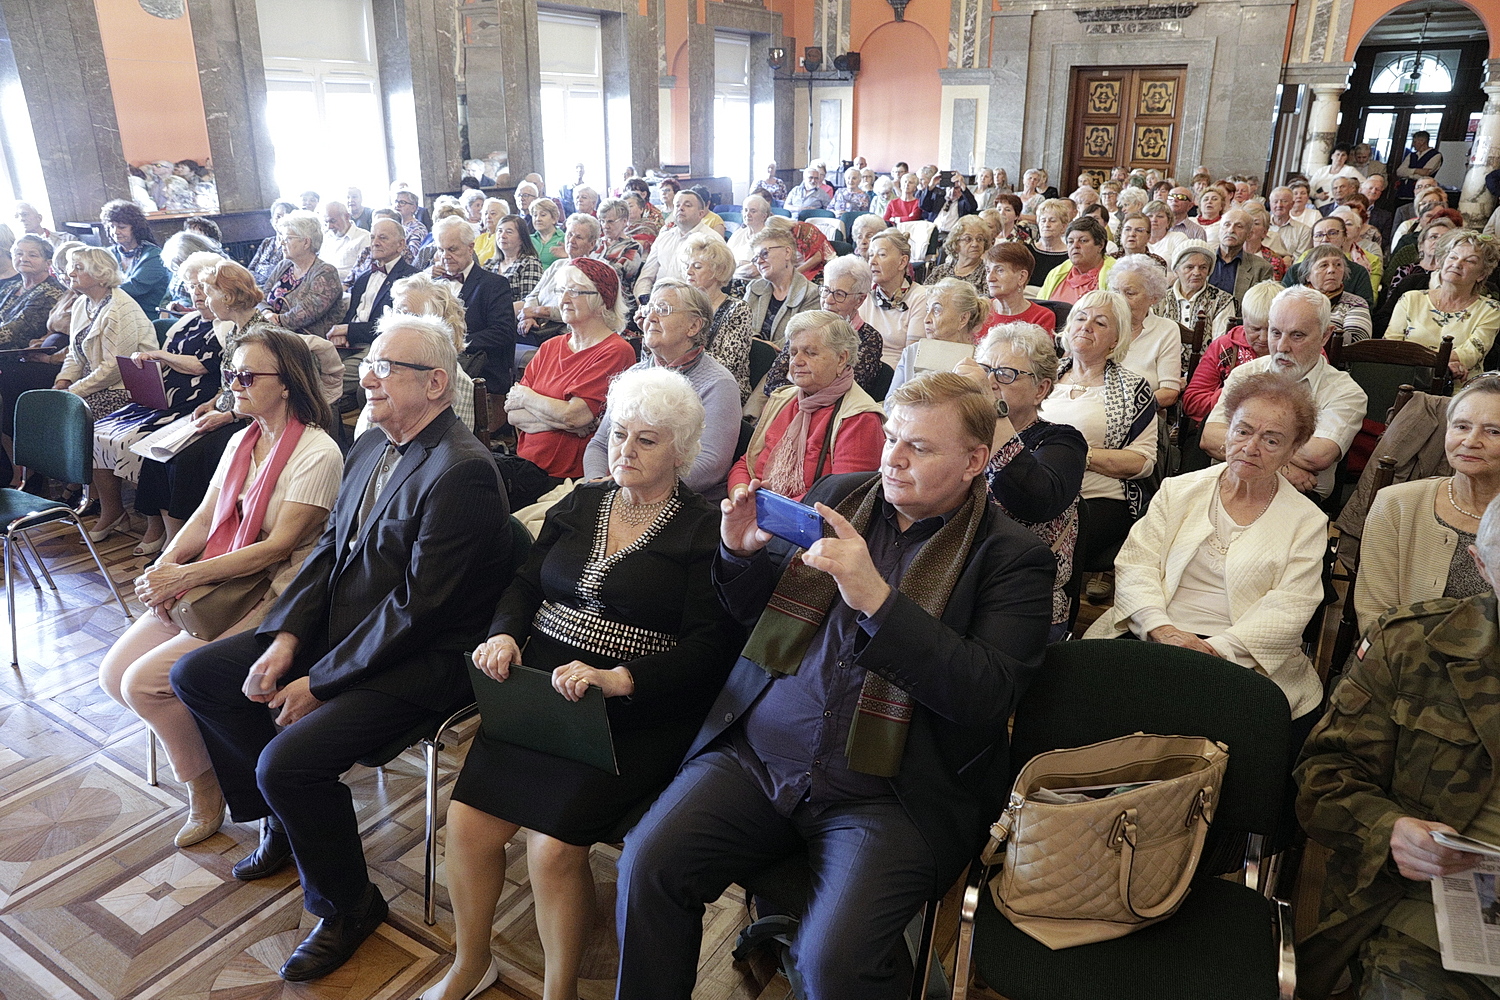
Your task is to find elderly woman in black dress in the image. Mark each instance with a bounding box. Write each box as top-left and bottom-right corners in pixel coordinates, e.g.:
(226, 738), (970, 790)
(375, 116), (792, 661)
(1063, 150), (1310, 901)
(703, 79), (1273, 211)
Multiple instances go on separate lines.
(419, 367), (741, 1000)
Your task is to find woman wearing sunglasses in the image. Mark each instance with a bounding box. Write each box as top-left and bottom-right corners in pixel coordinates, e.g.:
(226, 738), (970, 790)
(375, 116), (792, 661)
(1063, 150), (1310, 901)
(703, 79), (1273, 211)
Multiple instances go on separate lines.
(956, 322), (1087, 641)
(98, 327), (342, 850)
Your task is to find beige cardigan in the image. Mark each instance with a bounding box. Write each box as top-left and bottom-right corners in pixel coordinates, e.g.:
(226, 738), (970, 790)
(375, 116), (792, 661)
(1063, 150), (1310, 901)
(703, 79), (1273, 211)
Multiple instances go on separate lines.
(58, 288), (157, 398)
(1354, 476), (1464, 634)
(1085, 464), (1328, 718)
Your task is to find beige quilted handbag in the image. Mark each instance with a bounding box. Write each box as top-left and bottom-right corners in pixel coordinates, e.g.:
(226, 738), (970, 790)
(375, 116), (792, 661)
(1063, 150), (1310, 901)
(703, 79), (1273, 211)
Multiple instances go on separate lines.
(981, 733), (1229, 950)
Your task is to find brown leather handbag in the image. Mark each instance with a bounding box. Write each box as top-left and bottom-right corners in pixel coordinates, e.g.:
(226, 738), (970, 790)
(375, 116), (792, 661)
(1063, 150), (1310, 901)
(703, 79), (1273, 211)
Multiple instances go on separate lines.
(168, 572), (272, 641)
(981, 733), (1229, 949)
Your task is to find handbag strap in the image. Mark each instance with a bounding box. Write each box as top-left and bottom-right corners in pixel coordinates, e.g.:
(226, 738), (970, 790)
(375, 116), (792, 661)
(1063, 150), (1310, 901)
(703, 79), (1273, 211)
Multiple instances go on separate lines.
(1115, 787), (1215, 920)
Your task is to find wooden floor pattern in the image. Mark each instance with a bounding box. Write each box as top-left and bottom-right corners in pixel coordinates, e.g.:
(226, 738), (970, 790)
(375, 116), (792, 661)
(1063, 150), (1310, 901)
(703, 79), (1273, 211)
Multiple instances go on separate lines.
(0, 514), (803, 1000)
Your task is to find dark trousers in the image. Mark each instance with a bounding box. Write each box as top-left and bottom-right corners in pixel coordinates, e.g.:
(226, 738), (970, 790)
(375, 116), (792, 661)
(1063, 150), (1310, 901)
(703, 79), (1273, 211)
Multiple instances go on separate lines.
(135, 421), (238, 519)
(170, 630), (436, 917)
(614, 747), (935, 1000)
(1078, 497), (1134, 573)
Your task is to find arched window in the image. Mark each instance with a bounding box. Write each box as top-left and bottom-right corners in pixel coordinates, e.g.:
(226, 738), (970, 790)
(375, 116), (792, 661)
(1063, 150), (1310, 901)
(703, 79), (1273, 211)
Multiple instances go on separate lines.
(1370, 50), (1458, 94)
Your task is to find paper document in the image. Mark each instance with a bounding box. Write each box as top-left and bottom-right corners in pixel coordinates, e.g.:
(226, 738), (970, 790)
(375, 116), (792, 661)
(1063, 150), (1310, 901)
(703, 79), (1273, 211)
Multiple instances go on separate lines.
(1431, 852), (1500, 976)
(912, 339), (974, 376)
(129, 414), (205, 463)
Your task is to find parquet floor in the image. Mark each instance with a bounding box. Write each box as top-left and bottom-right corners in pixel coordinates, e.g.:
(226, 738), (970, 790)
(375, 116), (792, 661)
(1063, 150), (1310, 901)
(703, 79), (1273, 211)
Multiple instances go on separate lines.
(0, 515), (804, 1000)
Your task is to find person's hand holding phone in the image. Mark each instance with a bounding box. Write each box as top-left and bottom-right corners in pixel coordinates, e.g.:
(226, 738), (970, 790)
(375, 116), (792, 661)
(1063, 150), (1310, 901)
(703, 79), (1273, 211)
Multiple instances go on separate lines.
(722, 479), (773, 558)
(800, 504), (891, 616)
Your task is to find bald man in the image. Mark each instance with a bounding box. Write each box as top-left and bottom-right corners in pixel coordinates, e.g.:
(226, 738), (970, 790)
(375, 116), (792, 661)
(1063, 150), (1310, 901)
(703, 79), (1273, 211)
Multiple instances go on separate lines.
(329, 218), (418, 408)
(1209, 208), (1273, 307)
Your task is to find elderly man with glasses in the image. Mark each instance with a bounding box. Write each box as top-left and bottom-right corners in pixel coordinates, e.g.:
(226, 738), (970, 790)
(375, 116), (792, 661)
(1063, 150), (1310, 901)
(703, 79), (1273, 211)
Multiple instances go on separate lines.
(171, 315), (513, 984)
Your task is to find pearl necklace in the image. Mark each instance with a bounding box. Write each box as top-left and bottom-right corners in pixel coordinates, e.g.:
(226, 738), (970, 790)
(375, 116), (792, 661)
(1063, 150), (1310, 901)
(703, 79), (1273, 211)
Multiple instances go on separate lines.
(613, 488), (673, 526)
(1447, 478), (1486, 521)
(1207, 476), (1274, 555)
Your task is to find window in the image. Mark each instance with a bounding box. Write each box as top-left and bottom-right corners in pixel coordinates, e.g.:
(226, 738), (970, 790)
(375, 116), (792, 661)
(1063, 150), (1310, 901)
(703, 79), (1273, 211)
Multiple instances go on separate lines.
(259, 0), (388, 206)
(713, 33), (752, 199)
(1370, 49), (1459, 94)
(538, 10), (606, 202)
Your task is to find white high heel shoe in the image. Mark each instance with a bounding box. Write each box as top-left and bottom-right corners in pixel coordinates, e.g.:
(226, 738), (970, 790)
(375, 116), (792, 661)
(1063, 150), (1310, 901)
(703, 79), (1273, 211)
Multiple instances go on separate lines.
(87, 511), (130, 543)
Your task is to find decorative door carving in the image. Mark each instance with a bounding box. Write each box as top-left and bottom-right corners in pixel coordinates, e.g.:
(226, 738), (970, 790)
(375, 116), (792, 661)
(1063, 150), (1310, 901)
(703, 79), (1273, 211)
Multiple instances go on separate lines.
(1066, 66), (1187, 189)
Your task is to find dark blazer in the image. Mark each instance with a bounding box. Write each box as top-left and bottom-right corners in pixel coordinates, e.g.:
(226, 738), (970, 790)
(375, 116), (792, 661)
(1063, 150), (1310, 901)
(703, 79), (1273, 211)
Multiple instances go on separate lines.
(259, 409), (512, 712)
(1227, 249), (1275, 307)
(342, 258), (417, 347)
(457, 264), (517, 392)
(698, 472), (1055, 885)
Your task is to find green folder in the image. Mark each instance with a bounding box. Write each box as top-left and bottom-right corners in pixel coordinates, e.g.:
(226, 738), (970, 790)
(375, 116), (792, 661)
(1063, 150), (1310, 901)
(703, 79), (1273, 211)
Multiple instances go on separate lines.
(467, 662), (619, 775)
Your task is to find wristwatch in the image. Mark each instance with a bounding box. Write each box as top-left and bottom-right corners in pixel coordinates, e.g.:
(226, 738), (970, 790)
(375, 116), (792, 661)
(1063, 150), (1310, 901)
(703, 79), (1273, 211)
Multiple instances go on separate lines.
(995, 398), (1009, 419)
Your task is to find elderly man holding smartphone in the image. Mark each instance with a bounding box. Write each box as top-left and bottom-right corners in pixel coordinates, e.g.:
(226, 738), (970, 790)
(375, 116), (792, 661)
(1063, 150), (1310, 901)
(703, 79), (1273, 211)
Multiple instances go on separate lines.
(613, 371), (1054, 1000)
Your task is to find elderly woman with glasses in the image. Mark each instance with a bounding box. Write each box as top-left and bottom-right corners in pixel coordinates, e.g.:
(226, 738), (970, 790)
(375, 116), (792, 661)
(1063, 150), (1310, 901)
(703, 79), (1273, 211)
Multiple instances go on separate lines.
(91, 251), (234, 554)
(504, 258), (637, 491)
(729, 193), (773, 279)
(956, 322), (1086, 641)
(679, 233), (754, 401)
(760, 255), (885, 400)
(860, 228), (931, 367)
(924, 215), (991, 294)
(260, 210), (343, 340)
(1302, 243), (1372, 347)
(54, 246), (157, 435)
(743, 223), (819, 347)
(889, 277), (989, 394)
(596, 198), (644, 287)
(729, 311), (885, 502)
(98, 328), (340, 849)
(1385, 230), (1500, 380)
(584, 279), (740, 500)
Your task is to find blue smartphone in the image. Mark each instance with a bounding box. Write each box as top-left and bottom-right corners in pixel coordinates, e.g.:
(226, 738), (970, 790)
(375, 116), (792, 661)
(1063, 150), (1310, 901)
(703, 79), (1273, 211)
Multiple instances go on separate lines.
(755, 489), (827, 550)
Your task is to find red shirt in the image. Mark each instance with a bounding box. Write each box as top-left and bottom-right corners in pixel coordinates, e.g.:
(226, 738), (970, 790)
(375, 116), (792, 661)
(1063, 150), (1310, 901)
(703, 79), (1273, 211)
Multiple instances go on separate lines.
(517, 333), (637, 478)
(729, 403), (885, 500)
(1182, 325), (1262, 422)
(985, 300), (1058, 339)
(884, 198), (924, 224)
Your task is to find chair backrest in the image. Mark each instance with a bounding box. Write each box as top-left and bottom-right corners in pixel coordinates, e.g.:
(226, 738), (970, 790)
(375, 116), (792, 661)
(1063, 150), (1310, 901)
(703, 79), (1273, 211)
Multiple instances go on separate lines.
(718, 211), (743, 225)
(896, 220), (937, 261)
(733, 415), (756, 460)
(1328, 454), (1398, 675)
(1392, 383), (1416, 420)
(1010, 640), (1291, 839)
(770, 206), (792, 217)
(504, 513), (532, 579)
(839, 210), (864, 241)
(797, 208), (835, 221)
(153, 317), (177, 347)
(1329, 334), (1454, 421)
(471, 377), (489, 448)
(14, 390), (93, 485)
(748, 338), (778, 388)
(869, 362), (895, 402)
(1030, 298), (1072, 334)
(830, 239), (855, 257)
(807, 217), (844, 241)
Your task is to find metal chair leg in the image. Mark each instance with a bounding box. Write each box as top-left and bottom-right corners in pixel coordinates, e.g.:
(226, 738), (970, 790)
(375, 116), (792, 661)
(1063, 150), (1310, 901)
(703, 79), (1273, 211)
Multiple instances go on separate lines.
(8, 532), (40, 592)
(6, 536), (16, 668)
(19, 532), (56, 591)
(951, 864), (987, 1000)
(147, 730), (158, 786)
(423, 736), (440, 925)
(67, 513), (132, 619)
(909, 898), (941, 1000)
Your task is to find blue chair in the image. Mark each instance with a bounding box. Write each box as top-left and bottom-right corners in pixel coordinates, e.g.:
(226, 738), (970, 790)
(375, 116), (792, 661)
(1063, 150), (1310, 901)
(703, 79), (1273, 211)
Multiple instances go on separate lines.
(718, 211), (743, 225)
(3, 390), (133, 667)
(152, 318), (177, 347)
(771, 206), (792, 218)
(797, 208), (836, 222)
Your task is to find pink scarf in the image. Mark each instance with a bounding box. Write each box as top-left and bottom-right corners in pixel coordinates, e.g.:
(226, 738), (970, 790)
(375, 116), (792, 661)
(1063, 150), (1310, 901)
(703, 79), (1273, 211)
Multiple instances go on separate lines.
(201, 419), (308, 562)
(762, 367), (855, 498)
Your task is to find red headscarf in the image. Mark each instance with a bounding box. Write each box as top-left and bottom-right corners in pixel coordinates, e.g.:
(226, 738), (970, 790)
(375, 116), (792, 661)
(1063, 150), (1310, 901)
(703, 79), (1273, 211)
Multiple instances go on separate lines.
(569, 257), (619, 311)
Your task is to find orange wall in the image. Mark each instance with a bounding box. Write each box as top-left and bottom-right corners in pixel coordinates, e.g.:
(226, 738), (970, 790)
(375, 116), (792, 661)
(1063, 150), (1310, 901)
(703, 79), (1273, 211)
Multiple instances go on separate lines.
(1345, 0), (1499, 58)
(852, 20), (942, 170)
(94, 0), (211, 167)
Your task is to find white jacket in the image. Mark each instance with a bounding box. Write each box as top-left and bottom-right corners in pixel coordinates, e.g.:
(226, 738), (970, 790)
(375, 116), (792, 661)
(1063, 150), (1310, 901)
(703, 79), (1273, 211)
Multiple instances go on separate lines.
(1085, 464), (1328, 718)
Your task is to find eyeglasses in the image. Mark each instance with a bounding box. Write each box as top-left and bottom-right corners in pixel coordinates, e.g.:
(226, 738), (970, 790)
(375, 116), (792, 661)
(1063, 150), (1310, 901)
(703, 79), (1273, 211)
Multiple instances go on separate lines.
(752, 247), (791, 262)
(819, 287), (854, 304)
(222, 367), (281, 388)
(1169, 194), (1193, 201)
(558, 286), (600, 299)
(640, 301), (680, 317)
(358, 358), (436, 379)
(978, 363), (1038, 384)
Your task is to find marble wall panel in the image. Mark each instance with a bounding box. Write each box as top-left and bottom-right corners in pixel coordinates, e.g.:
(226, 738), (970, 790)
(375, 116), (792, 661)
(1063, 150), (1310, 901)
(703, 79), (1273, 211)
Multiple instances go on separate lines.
(184, 0), (277, 212)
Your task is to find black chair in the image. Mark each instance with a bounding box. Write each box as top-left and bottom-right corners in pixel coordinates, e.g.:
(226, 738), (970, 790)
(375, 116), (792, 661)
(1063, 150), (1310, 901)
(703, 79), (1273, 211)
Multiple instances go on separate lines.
(830, 239), (855, 257)
(4, 390), (133, 667)
(733, 415), (756, 461)
(952, 640), (1296, 1000)
(152, 317), (177, 347)
(797, 208), (835, 222)
(1031, 298), (1071, 332)
(869, 362), (896, 402)
(749, 338), (778, 390)
(353, 513), (533, 924)
(1326, 454), (1397, 684)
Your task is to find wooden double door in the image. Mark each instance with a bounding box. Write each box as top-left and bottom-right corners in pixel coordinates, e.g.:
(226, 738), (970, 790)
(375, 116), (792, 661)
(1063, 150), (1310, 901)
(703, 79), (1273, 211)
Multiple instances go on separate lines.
(1065, 66), (1188, 189)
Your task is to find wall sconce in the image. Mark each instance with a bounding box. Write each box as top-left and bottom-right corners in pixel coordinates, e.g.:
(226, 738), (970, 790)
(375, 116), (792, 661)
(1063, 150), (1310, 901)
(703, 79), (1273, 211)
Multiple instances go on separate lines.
(767, 47), (786, 70)
(802, 47), (823, 72)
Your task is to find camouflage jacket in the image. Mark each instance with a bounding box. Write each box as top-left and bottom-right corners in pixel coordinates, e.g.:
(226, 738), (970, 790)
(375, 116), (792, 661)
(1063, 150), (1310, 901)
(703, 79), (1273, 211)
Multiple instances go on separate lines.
(1294, 592), (1500, 999)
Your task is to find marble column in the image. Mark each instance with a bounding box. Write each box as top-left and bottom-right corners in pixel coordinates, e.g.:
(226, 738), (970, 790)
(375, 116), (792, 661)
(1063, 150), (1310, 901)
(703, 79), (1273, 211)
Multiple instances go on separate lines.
(1300, 82), (1346, 174)
(0, 0), (129, 225)
(983, 11), (1029, 180)
(1458, 59), (1500, 228)
(185, 0), (277, 212)
(372, 0), (462, 196)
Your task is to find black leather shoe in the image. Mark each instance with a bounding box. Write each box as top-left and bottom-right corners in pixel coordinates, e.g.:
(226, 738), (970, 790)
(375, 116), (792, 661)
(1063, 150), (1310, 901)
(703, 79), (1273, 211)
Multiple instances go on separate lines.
(232, 819), (293, 881)
(279, 885), (388, 982)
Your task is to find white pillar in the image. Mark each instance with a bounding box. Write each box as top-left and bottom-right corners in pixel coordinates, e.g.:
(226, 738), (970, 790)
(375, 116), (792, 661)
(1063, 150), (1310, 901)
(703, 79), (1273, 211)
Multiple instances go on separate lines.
(1300, 83), (1345, 173)
(1459, 64), (1500, 228)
